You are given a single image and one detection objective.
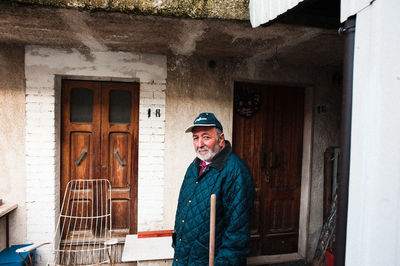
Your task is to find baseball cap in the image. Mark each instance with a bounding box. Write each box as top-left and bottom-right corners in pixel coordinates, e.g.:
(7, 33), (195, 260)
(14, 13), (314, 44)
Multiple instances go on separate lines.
(185, 112), (223, 133)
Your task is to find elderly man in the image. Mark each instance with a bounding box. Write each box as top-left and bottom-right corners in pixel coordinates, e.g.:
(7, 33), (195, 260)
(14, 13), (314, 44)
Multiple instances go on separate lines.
(173, 112), (255, 265)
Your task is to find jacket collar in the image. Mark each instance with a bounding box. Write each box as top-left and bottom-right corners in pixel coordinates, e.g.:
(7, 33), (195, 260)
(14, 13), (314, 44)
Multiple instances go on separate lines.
(194, 141), (232, 171)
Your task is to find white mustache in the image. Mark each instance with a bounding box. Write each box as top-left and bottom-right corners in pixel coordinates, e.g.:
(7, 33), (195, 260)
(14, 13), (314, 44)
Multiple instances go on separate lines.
(197, 147), (209, 152)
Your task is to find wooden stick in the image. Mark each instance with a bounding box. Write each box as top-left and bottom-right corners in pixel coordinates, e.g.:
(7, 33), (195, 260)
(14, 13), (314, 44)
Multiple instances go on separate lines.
(209, 194), (216, 266)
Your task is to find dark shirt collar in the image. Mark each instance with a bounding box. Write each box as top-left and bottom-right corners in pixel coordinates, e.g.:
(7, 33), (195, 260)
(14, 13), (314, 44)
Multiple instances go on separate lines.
(194, 141), (232, 171)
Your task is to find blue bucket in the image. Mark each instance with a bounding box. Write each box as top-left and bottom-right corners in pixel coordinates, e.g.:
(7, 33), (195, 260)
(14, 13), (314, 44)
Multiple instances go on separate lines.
(0, 244), (36, 266)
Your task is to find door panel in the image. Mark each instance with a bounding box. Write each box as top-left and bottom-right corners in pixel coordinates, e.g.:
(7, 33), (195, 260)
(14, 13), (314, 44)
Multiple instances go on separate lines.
(100, 81), (139, 237)
(233, 82), (304, 256)
(70, 133), (92, 179)
(112, 199), (130, 230)
(61, 80), (139, 240)
(62, 80), (101, 198)
(109, 133), (130, 187)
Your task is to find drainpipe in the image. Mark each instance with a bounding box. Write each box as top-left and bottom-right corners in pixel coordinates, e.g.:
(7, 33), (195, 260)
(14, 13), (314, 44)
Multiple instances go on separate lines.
(335, 16), (356, 266)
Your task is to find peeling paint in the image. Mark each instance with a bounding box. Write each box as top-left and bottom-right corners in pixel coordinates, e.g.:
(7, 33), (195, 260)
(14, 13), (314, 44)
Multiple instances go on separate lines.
(169, 20), (206, 56)
(58, 9), (108, 52)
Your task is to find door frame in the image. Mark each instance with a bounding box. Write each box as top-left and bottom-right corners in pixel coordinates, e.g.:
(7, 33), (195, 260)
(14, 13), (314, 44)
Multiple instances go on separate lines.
(60, 79), (140, 237)
(55, 75), (141, 234)
(242, 84), (314, 265)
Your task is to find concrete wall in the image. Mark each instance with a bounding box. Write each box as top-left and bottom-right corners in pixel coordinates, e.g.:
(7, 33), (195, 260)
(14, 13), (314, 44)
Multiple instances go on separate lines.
(0, 44), (27, 250)
(164, 55), (235, 229)
(164, 55), (342, 261)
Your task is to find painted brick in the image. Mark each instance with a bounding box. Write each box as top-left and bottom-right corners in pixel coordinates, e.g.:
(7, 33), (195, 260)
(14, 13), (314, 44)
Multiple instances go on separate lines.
(139, 119), (154, 128)
(26, 87), (55, 96)
(26, 125), (56, 134)
(139, 127), (160, 135)
(151, 134), (165, 142)
(140, 98), (165, 105)
(140, 90), (154, 99)
(140, 83), (166, 92)
(26, 151), (55, 159)
(142, 164), (164, 172)
(26, 133), (55, 142)
(153, 91), (166, 99)
(151, 120), (165, 129)
(25, 104), (55, 113)
(26, 111), (55, 120)
(139, 134), (152, 142)
(26, 94), (56, 104)
(139, 142), (165, 151)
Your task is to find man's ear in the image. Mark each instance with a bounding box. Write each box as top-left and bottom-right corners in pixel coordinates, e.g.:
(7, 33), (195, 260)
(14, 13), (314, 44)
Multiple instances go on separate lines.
(219, 133), (225, 146)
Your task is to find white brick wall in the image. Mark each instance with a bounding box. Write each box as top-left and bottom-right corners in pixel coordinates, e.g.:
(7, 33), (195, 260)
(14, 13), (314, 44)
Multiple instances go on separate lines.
(25, 46), (167, 264)
(138, 81), (166, 231)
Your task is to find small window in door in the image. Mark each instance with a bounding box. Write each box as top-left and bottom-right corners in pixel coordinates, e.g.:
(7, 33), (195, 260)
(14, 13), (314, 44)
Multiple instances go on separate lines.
(109, 90), (131, 123)
(70, 88), (93, 123)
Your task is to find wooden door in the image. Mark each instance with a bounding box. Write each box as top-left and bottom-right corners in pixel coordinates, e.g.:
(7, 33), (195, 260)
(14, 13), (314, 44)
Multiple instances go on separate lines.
(233, 82), (304, 256)
(61, 80), (139, 239)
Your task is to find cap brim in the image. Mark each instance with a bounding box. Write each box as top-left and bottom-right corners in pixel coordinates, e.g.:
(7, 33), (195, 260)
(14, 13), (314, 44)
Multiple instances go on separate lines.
(185, 124), (217, 133)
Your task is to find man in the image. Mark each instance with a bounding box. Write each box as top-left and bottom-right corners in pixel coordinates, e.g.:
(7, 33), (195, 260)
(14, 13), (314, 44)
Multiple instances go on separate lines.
(173, 112), (255, 265)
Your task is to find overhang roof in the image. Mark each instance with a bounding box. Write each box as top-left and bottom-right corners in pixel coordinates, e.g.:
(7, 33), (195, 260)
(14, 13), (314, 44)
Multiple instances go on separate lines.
(0, 0), (342, 67)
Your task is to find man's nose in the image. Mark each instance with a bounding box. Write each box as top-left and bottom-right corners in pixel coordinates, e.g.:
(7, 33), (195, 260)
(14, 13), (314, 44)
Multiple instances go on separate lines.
(195, 138), (204, 147)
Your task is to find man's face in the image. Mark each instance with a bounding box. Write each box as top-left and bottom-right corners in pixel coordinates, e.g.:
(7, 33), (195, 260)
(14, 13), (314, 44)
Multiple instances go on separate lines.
(192, 126), (224, 162)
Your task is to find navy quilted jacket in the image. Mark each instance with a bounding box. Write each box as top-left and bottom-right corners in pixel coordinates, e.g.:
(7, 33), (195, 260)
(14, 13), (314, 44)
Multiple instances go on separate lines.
(173, 141), (255, 265)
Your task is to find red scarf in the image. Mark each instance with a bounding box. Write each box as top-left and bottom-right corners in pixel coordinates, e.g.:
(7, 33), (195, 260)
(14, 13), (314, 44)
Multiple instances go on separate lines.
(199, 160), (208, 175)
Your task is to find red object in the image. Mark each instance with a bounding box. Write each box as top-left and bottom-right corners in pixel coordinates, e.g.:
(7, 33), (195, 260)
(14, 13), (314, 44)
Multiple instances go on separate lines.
(326, 248), (334, 266)
(199, 161), (208, 175)
(137, 230), (173, 238)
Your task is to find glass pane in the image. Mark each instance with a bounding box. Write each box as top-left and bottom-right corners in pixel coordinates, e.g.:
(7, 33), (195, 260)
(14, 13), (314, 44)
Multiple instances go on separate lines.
(109, 90), (131, 123)
(70, 88), (93, 123)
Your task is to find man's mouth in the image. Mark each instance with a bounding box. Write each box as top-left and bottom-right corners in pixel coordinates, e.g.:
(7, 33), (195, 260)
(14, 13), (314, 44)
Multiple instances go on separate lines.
(197, 148), (209, 154)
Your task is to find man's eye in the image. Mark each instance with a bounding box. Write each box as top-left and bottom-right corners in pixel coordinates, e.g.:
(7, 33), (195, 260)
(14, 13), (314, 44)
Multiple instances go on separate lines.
(204, 136), (210, 139)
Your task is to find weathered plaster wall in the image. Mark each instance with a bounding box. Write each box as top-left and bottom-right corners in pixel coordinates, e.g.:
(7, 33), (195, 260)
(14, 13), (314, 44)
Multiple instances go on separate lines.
(164, 56), (235, 230)
(9, 0), (249, 20)
(0, 44), (27, 249)
(164, 55), (341, 261)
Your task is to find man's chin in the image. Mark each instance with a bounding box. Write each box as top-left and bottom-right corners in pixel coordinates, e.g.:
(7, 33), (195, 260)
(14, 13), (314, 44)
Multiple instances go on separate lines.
(197, 152), (211, 162)
(197, 155), (208, 162)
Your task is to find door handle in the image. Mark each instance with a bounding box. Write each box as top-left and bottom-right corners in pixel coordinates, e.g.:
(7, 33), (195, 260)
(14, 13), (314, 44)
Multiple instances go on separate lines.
(114, 150), (126, 167)
(75, 149), (87, 166)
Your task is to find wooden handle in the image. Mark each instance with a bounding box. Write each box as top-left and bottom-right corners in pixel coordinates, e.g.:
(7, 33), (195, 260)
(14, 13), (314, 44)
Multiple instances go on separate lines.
(209, 194), (216, 266)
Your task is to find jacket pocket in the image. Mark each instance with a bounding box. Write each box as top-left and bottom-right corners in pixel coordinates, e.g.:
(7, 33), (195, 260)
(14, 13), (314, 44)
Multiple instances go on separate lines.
(190, 239), (209, 261)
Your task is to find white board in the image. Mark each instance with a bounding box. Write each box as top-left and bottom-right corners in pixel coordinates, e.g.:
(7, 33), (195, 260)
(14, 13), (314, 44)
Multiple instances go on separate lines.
(121, 234), (174, 262)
